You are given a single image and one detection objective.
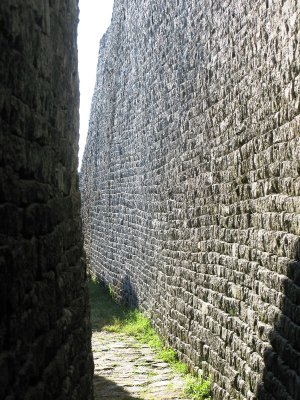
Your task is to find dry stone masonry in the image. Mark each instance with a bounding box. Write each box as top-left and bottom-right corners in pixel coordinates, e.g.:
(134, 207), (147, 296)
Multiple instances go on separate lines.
(81, 0), (300, 399)
(0, 1), (93, 399)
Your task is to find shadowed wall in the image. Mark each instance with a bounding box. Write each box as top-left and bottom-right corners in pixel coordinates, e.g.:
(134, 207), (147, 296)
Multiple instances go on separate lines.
(0, 1), (93, 399)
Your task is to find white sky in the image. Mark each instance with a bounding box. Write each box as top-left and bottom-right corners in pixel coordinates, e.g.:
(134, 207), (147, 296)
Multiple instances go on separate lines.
(77, 0), (114, 169)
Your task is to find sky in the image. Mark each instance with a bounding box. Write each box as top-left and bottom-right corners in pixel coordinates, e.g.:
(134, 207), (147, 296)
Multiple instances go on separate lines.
(77, 0), (114, 169)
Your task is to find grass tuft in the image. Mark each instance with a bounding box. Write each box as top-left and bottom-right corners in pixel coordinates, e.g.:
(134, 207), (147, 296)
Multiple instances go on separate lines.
(184, 375), (212, 400)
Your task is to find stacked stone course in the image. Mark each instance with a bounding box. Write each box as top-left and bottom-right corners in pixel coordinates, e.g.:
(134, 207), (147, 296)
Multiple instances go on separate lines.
(81, 0), (300, 399)
(0, 1), (93, 399)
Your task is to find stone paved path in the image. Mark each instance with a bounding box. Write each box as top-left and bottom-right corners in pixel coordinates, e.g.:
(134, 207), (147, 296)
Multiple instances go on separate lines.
(93, 331), (188, 399)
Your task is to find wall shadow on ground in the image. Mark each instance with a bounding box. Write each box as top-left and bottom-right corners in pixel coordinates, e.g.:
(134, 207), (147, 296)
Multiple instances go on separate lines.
(256, 240), (300, 399)
(93, 374), (140, 400)
(88, 276), (139, 332)
(120, 275), (139, 309)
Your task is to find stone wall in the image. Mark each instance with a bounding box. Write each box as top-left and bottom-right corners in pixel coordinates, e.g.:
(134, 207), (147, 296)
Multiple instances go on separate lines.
(81, 0), (300, 399)
(0, 1), (93, 399)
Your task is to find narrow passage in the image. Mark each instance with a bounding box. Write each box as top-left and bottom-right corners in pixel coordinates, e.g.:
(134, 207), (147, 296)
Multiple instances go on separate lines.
(90, 279), (188, 400)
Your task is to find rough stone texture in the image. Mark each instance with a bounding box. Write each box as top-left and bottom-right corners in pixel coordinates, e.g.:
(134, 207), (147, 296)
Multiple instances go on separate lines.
(81, 1), (300, 399)
(0, 1), (93, 399)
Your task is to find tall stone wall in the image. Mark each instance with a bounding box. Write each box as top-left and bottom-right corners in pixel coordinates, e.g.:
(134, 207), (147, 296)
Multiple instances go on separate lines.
(81, 0), (300, 399)
(0, 1), (93, 399)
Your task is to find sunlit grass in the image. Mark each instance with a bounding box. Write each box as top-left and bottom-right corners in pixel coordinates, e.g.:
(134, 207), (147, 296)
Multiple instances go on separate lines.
(184, 375), (212, 400)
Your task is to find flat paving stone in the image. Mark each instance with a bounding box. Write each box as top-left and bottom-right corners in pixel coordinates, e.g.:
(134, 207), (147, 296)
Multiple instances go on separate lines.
(93, 331), (188, 399)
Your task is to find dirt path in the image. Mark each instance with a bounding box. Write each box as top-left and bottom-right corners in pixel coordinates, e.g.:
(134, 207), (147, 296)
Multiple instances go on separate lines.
(93, 331), (188, 400)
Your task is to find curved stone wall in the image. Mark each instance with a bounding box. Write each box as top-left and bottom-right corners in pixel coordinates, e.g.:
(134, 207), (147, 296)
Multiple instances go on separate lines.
(0, 1), (93, 399)
(81, 1), (300, 399)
